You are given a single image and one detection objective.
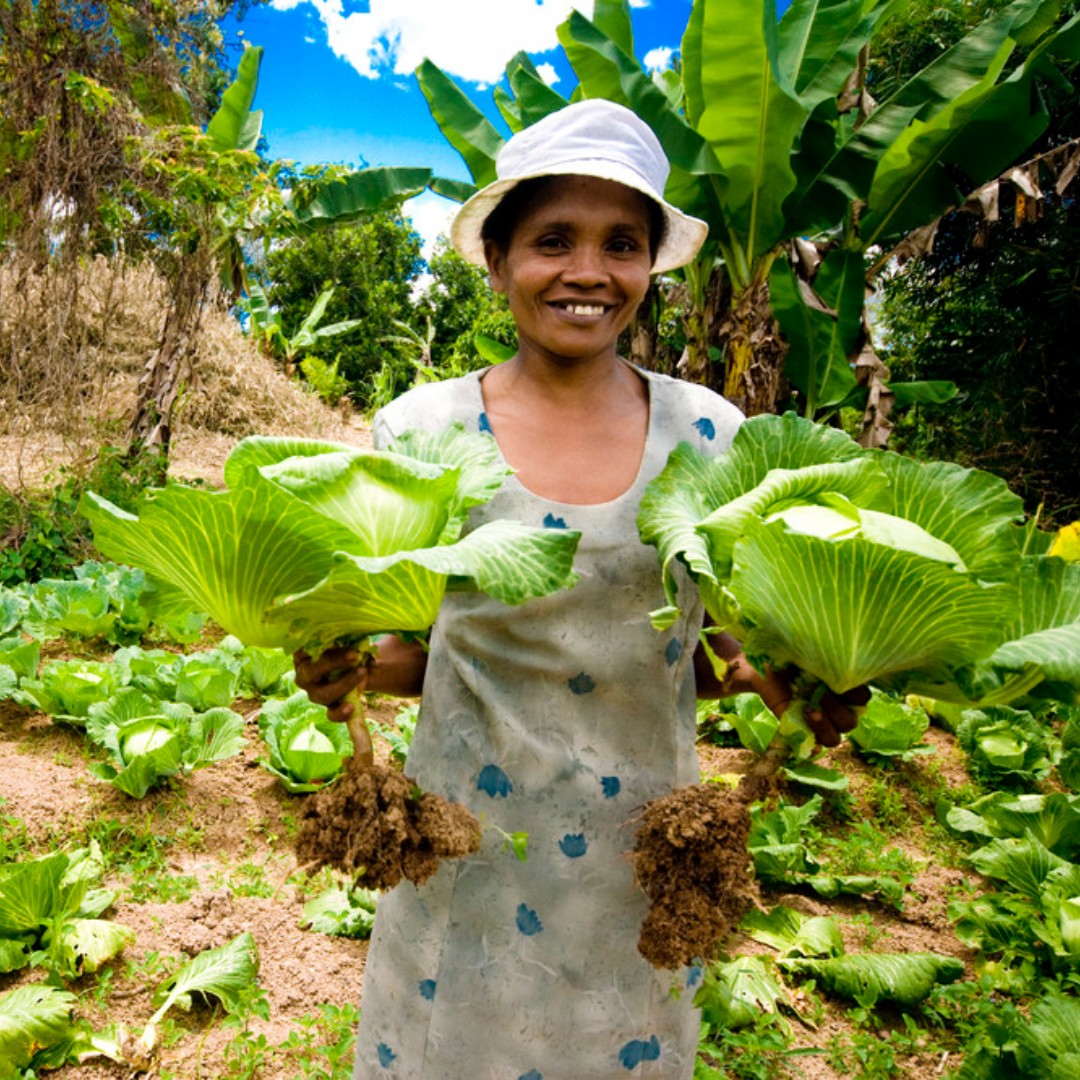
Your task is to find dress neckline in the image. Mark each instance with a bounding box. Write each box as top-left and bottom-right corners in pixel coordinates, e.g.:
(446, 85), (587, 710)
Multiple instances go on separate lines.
(469, 363), (657, 510)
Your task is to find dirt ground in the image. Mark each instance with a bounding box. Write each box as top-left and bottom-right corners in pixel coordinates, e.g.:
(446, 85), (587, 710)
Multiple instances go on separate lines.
(0, 691), (975, 1079)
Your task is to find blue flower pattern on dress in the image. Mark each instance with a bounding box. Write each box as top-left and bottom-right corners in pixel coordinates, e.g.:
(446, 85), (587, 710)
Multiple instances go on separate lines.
(568, 672), (596, 694)
(687, 964), (703, 988)
(478, 411), (493, 434)
(477, 764), (513, 798)
(693, 416), (716, 440)
(516, 903), (543, 935)
(418, 979), (436, 1001)
(543, 512), (568, 528)
(377, 1042), (396, 1067)
(619, 1035), (661, 1069)
(519, 1072), (543, 1080)
(600, 775), (621, 798)
(664, 638), (682, 666)
(559, 833), (588, 858)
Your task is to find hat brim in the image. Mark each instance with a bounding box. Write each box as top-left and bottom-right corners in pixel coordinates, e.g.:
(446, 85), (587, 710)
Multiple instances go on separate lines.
(449, 162), (709, 275)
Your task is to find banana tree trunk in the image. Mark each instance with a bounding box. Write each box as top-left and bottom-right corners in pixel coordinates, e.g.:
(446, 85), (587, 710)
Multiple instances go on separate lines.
(678, 266), (729, 392)
(126, 252), (211, 458)
(720, 279), (788, 417)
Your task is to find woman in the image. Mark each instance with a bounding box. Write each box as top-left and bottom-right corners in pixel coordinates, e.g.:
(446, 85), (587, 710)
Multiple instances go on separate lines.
(298, 99), (856, 1079)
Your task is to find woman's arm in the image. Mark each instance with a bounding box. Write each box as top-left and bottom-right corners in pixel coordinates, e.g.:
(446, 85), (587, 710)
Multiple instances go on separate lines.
(693, 630), (863, 747)
(294, 635), (428, 723)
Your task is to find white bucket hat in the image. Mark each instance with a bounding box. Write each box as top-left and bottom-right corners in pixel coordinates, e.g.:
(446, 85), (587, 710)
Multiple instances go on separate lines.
(449, 98), (709, 274)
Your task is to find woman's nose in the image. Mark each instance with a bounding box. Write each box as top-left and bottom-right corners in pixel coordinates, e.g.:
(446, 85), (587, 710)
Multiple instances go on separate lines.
(561, 244), (609, 285)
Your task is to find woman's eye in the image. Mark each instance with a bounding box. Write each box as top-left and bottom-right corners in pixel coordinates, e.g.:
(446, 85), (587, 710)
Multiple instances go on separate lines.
(535, 234), (567, 250)
(608, 236), (641, 254)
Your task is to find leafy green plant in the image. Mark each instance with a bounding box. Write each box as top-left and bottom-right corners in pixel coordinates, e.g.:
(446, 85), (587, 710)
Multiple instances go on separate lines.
(0, 635), (38, 681)
(258, 691), (353, 793)
(0, 984), (82, 1075)
(749, 797), (910, 906)
(15, 658), (126, 725)
(370, 702), (418, 767)
(81, 425), (580, 766)
(946, 792), (1080, 860)
(0, 842), (134, 980)
(300, 881), (378, 939)
(84, 688), (246, 798)
(956, 705), (1058, 788)
(848, 692), (932, 763)
(114, 932), (263, 1065)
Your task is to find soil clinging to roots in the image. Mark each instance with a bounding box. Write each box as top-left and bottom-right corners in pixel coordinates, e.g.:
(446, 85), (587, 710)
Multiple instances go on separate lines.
(632, 783), (759, 970)
(295, 764), (482, 890)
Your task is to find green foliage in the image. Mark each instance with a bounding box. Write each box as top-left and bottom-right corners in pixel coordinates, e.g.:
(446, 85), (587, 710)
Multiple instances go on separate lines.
(258, 692), (354, 793)
(264, 215), (424, 407)
(0, 842), (134, 980)
(80, 427), (582, 658)
(0, 449), (167, 586)
(880, 195), (1080, 523)
(956, 705), (1058, 787)
(749, 797), (913, 906)
(371, 702), (418, 768)
(300, 881), (378, 939)
(85, 687), (246, 799)
(849, 692), (932, 762)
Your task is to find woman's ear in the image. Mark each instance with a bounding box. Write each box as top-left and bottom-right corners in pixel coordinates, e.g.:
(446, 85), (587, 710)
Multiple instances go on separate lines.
(484, 240), (507, 293)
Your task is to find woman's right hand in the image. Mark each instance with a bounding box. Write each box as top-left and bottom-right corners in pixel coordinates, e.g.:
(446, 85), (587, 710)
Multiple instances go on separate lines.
(293, 647), (368, 723)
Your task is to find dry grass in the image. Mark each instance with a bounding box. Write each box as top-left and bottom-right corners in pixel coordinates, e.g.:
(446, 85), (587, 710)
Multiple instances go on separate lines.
(0, 257), (369, 492)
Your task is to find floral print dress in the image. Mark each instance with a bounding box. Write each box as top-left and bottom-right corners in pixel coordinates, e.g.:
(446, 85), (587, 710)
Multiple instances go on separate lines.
(354, 365), (742, 1080)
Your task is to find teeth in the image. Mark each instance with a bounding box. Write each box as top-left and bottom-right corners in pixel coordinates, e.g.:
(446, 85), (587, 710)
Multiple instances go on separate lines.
(562, 304), (606, 316)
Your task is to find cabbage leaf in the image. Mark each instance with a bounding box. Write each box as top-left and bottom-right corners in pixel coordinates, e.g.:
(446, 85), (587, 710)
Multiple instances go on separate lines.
(80, 425), (580, 657)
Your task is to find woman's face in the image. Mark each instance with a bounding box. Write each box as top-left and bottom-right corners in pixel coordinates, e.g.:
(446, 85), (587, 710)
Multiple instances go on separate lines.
(484, 175), (653, 366)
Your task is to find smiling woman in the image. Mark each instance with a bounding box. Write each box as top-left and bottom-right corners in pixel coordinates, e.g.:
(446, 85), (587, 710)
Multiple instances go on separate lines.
(295, 99), (822, 1080)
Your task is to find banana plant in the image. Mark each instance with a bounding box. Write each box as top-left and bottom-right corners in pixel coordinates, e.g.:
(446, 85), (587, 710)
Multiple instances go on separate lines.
(413, 0), (1080, 441)
(243, 282), (363, 366)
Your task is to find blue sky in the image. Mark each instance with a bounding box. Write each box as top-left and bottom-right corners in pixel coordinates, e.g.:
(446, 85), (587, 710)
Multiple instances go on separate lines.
(221, 1), (695, 253)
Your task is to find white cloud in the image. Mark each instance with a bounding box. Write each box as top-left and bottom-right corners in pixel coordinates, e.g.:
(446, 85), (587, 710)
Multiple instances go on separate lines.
(642, 46), (673, 73)
(535, 62), (559, 87)
(628, 0), (651, 7)
(276, 0), (594, 85)
(404, 189), (458, 264)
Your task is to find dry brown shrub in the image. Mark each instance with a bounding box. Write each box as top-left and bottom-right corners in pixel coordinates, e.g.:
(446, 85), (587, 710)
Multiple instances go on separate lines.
(0, 257), (366, 493)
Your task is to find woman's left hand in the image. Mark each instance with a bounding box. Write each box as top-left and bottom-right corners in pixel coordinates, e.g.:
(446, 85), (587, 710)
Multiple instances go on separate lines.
(694, 632), (866, 748)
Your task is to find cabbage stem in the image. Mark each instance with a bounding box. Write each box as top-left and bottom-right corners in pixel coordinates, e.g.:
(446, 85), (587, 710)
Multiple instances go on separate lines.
(344, 692), (375, 771)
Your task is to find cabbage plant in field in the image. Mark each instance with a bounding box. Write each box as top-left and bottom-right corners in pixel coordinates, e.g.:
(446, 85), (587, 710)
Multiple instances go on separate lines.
(85, 688), (246, 799)
(258, 691), (354, 793)
(639, 412), (1080, 749)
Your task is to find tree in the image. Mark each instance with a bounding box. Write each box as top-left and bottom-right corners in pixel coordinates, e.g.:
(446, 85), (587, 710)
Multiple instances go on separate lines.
(264, 213), (425, 405)
(879, 193), (1080, 522)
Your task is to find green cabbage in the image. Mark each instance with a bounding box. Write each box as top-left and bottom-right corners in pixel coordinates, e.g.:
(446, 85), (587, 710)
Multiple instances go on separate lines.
(639, 413), (1080, 706)
(79, 424), (580, 657)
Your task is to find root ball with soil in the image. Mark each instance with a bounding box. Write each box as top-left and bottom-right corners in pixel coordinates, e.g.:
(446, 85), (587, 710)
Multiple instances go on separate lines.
(295, 710), (481, 890)
(632, 741), (788, 969)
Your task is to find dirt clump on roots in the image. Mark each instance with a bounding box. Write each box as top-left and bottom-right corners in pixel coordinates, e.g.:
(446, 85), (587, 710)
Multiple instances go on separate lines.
(633, 783), (759, 970)
(295, 764), (482, 890)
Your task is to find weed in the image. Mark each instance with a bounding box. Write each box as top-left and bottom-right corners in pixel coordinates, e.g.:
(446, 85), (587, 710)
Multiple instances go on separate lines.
(277, 1002), (360, 1078)
(215, 858), (276, 898)
(820, 821), (920, 881)
(696, 1010), (800, 1078)
(79, 816), (198, 903)
(864, 777), (907, 835)
(0, 808), (35, 860)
